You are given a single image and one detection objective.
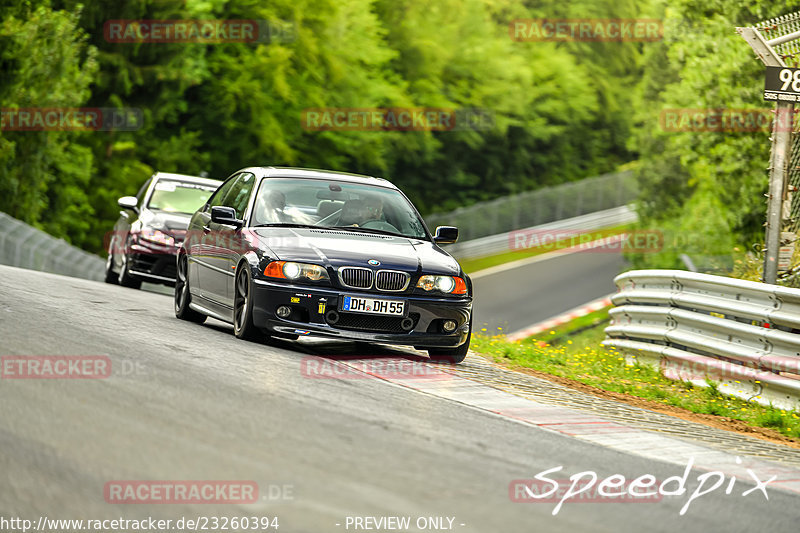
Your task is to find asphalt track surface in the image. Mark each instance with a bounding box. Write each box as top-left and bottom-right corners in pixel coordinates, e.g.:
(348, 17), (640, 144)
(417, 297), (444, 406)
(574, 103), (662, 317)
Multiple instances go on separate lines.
(471, 248), (626, 334)
(1, 265), (799, 532)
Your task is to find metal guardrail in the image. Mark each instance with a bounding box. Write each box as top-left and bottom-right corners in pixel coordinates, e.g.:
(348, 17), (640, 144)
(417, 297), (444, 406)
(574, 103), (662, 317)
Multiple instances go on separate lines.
(0, 212), (105, 281)
(424, 171), (637, 242)
(441, 205), (637, 260)
(603, 270), (800, 410)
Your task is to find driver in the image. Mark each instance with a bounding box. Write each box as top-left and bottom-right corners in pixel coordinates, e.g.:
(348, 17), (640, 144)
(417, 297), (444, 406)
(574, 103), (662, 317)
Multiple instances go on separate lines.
(354, 195), (383, 226)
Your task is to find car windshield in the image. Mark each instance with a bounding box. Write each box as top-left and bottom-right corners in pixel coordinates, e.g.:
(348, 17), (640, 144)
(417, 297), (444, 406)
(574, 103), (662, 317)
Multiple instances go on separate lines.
(251, 178), (428, 239)
(147, 180), (217, 214)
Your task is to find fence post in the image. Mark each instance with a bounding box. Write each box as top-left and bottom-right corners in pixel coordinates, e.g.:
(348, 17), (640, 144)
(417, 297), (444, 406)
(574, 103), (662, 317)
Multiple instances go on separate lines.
(737, 19), (800, 284)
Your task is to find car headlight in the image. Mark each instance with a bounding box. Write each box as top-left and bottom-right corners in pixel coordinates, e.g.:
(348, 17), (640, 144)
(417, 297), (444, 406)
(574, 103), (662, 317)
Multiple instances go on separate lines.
(140, 228), (175, 247)
(264, 261), (329, 282)
(416, 275), (467, 295)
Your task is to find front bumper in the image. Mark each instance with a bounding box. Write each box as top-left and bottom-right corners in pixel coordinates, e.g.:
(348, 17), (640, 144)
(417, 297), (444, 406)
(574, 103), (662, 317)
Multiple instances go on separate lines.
(251, 278), (471, 347)
(128, 242), (180, 284)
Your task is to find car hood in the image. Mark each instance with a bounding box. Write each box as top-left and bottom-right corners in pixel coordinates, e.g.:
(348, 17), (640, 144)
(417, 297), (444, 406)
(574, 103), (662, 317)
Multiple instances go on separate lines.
(252, 227), (462, 275)
(140, 209), (193, 233)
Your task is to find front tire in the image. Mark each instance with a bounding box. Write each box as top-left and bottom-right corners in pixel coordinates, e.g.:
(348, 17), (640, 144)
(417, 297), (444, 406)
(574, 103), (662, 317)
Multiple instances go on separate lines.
(175, 254), (207, 324)
(233, 264), (263, 341)
(118, 247), (142, 290)
(428, 320), (471, 364)
(104, 252), (119, 285)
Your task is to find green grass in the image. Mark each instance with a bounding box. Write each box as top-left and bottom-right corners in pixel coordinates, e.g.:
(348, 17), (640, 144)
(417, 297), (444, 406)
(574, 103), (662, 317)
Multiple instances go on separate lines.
(522, 305), (612, 345)
(458, 225), (632, 274)
(472, 319), (800, 439)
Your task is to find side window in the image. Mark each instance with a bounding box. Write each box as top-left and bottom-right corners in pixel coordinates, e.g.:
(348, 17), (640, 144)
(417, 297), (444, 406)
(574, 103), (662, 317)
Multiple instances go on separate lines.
(207, 174), (240, 210)
(222, 172), (256, 219)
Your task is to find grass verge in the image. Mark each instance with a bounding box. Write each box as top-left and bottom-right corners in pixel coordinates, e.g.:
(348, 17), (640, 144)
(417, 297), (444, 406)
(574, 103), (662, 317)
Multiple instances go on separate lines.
(472, 317), (800, 440)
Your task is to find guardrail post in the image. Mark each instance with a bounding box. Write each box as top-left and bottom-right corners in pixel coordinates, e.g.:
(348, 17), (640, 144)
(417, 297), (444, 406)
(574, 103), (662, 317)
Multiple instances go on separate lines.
(765, 103), (793, 284)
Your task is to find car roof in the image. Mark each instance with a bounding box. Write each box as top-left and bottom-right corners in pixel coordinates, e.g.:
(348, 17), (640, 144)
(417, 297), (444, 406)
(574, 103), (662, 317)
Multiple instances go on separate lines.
(241, 166), (398, 189)
(152, 172), (222, 187)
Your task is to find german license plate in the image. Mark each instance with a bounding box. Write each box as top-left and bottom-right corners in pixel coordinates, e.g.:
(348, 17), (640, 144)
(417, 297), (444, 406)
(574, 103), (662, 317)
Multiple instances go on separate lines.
(341, 295), (405, 316)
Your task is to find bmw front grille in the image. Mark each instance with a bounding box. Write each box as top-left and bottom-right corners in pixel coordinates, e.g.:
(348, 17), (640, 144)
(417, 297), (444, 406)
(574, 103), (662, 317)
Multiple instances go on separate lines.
(338, 267), (410, 291)
(375, 270), (410, 292)
(339, 267), (373, 289)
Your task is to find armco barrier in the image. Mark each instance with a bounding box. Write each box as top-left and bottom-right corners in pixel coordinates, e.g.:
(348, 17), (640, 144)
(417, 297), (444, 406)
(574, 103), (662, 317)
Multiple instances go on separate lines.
(441, 205), (637, 260)
(603, 269), (800, 410)
(0, 211), (105, 281)
(424, 171), (637, 242)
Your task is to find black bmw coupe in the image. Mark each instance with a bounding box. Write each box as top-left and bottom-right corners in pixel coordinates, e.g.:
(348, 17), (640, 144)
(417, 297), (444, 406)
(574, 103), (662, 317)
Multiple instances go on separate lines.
(175, 167), (472, 363)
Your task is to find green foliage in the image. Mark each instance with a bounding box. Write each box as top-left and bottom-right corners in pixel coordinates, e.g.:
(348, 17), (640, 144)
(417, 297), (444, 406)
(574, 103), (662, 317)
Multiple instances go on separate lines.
(630, 0), (799, 271)
(0, 4), (98, 245)
(0, 0), (651, 254)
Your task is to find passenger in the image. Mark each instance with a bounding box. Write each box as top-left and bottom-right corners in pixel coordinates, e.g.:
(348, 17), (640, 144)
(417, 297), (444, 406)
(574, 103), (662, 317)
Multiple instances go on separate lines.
(256, 190), (287, 223)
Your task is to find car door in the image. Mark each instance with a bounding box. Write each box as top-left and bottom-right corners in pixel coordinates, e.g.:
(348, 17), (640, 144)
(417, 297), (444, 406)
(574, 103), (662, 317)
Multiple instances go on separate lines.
(200, 173), (255, 305)
(191, 175), (239, 301)
(219, 172), (257, 304)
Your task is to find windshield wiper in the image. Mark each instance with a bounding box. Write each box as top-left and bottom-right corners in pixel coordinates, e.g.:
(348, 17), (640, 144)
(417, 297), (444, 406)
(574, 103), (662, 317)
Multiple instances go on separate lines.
(252, 223), (418, 239)
(326, 225), (411, 239)
(251, 223), (320, 229)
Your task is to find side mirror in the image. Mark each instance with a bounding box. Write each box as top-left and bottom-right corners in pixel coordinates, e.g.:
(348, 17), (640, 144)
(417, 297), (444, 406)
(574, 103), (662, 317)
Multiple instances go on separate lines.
(433, 226), (458, 244)
(211, 206), (243, 227)
(118, 196), (138, 211)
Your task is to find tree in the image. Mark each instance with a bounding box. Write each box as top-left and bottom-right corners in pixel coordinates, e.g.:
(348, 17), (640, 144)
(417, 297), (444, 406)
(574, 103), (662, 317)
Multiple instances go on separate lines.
(629, 0), (792, 270)
(0, 4), (98, 244)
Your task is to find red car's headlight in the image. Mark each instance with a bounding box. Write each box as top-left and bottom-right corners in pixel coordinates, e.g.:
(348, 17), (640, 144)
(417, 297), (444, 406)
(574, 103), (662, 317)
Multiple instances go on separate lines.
(139, 228), (175, 247)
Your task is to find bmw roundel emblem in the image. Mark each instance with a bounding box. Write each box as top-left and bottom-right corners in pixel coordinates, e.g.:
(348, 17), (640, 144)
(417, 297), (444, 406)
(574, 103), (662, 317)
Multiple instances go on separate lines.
(368, 259), (381, 266)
